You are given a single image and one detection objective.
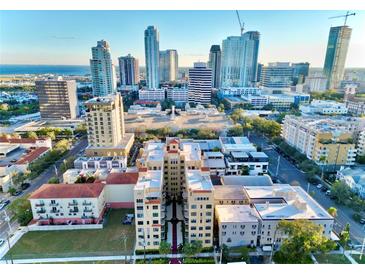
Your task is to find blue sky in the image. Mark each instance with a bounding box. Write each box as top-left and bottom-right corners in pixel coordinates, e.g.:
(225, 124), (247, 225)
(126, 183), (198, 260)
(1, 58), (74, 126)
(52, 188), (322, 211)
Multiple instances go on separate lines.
(1, 10), (364, 67)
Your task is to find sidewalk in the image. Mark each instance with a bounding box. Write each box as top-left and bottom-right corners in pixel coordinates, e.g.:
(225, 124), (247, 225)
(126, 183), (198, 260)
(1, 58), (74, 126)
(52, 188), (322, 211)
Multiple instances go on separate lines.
(0, 227), (27, 260)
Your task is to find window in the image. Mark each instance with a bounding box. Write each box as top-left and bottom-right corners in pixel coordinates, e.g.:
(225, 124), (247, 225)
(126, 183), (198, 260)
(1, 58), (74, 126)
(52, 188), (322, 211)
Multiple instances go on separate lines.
(136, 206), (143, 211)
(191, 212), (197, 216)
(136, 199), (143, 203)
(227, 238), (232, 243)
(153, 228), (159, 232)
(222, 225), (227, 229)
(137, 221), (143, 225)
(241, 225), (245, 229)
(137, 214), (143, 218)
(206, 204), (212, 209)
(152, 213), (159, 218)
(240, 231), (245, 236)
(205, 240), (210, 244)
(191, 204), (197, 209)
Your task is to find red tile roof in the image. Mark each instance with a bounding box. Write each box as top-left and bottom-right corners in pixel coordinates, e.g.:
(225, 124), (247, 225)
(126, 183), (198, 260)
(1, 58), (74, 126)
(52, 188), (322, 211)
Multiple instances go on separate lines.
(29, 183), (105, 199)
(106, 172), (139, 185)
(16, 147), (49, 165)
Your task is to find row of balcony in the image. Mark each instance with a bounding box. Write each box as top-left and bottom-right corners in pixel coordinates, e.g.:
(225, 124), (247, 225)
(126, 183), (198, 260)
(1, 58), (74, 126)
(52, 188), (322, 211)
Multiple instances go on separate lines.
(35, 201), (92, 207)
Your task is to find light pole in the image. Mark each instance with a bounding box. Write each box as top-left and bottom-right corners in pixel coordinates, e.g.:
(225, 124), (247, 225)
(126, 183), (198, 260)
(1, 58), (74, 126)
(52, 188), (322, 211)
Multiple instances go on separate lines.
(121, 234), (127, 264)
(275, 155), (281, 177)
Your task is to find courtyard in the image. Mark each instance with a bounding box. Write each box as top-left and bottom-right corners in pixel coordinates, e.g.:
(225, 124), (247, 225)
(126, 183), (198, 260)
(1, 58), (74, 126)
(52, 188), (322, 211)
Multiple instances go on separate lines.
(3, 209), (135, 260)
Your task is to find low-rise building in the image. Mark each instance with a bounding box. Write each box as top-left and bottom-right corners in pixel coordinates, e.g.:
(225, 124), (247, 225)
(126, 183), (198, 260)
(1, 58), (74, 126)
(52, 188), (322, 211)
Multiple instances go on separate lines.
(337, 167), (365, 199)
(138, 89), (165, 101)
(215, 205), (260, 247)
(225, 151), (269, 176)
(357, 130), (365, 156)
(202, 151), (226, 176)
(0, 136), (52, 149)
(213, 185), (249, 205)
(219, 137), (257, 154)
(74, 156), (127, 170)
(300, 100), (348, 115)
(166, 88), (188, 103)
(218, 87), (262, 97)
(29, 183), (106, 225)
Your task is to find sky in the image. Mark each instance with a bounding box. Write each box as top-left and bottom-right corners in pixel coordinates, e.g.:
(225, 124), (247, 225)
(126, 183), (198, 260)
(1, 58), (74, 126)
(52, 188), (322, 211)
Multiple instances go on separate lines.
(1, 10), (365, 67)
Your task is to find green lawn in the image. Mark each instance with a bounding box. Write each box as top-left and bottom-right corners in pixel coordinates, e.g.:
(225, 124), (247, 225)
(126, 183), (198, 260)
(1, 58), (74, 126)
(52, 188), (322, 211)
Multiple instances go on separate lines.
(5, 209), (135, 260)
(351, 254), (365, 264)
(315, 253), (351, 264)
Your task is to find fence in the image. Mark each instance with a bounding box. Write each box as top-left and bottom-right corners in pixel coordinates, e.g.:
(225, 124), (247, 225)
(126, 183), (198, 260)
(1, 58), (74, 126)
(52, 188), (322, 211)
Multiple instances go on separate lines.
(28, 223), (103, 231)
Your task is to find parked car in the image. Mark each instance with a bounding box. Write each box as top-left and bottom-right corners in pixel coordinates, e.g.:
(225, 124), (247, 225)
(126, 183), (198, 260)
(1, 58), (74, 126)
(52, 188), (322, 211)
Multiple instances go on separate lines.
(122, 214), (134, 225)
(321, 186), (328, 192)
(12, 190), (23, 196)
(21, 183), (30, 190)
(325, 190), (331, 196)
(0, 200), (10, 210)
(316, 184), (323, 189)
(360, 218), (365, 224)
(0, 239), (5, 247)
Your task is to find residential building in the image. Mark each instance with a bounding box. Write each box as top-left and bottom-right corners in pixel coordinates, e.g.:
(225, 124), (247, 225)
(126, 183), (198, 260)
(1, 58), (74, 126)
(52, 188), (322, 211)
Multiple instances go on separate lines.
(159, 49), (178, 82)
(218, 87), (262, 97)
(345, 97), (365, 116)
(292, 62), (310, 85)
(337, 167), (365, 199)
(323, 26), (352, 89)
(304, 76), (328, 92)
(357, 130), (365, 156)
(260, 62), (293, 93)
(213, 185), (250, 206)
(118, 54), (140, 88)
(74, 156), (127, 170)
(188, 62), (212, 105)
(29, 183), (106, 225)
(241, 94), (268, 108)
(215, 205), (260, 247)
(138, 89), (165, 101)
(220, 32), (260, 87)
(282, 115), (358, 167)
(202, 151), (226, 176)
(35, 77), (78, 120)
(219, 137), (257, 154)
(299, 100), (348, 115)
(225, 151), (269, 176)
(84, 93), (134, 157)
(0, 136), (52, 149)
(90, 40), (117, 96)
(208, 45), (221, 88)
(166, 87), (188, 103)
(145, 26), (160, 89)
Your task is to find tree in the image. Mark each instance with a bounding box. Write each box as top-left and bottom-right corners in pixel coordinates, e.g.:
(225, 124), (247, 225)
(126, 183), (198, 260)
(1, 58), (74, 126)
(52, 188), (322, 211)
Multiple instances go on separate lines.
(8, 187), (17, 196)
(241, 165), (250, 176)
(273, 220), (336, 264)
(159, 241), (171, 258)
(46, 131), (56, 141)
(319, 156), (327, 180)
(339, 224), (350, 252)
(54, 139), (70, 153)
(48, 177), (59, 184)
(327, 207), (337, 218)
(26, 131), (38, 139)
(11, 172), (28, 187)
(182, 241), (203, 257)
(227, 125), (244, 137)
(221, 244), (230, 264)
(8, 196), (33, 226)
(331, 180), (352, 205)
(60, 156), (76, 173)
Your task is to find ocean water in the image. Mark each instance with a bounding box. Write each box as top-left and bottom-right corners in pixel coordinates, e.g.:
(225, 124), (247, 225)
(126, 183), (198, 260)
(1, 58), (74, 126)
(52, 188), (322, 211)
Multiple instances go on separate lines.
(0, 65), (91, 76)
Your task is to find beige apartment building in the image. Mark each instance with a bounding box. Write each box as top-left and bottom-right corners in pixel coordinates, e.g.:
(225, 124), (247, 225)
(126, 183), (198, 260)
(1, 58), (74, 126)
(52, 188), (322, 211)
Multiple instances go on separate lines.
(282, 115), (358, 166)
(85, 93), (134, 157)
(35, 77), (78, 120)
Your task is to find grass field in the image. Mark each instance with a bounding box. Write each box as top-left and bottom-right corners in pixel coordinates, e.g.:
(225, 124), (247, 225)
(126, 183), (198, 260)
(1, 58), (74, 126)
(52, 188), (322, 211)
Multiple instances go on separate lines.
(351, 254), (365, 264)
(4, 209), (135, 260)
(315, 253), (351, 264)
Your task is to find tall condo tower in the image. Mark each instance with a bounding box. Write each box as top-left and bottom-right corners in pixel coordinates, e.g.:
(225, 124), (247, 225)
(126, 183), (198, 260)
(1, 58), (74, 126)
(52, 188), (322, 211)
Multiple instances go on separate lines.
(118, 54), (140, 87)
(159, 49), (178, 82)
(208, 45), (221, 88)
(144, 26), (160, 89)
(90, 40), (117, 96)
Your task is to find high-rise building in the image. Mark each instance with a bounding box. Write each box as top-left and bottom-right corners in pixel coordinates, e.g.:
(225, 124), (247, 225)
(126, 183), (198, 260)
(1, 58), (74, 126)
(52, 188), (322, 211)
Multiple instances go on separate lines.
(35, 77), (78, 120)
(292, 62), (310, 85)
(208, 45), (221, 88)
(220, 31), (260, 88)
(256, 63), (263, 83)
(118, 54), (140, 87)
(188, 62), (212, 105)
(84, 93), (134, 157)
(323, 26), (352, 90)
(144, 26), (160, 89)
(159, 49), (178, 82)
(90, 40), (117, 96)
(260, 62), (293, 92)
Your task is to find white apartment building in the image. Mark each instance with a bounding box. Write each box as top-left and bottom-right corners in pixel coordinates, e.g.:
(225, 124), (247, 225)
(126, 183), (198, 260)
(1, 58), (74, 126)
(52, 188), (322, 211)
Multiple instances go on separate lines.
(73, 156), (127, 170)
(202, 151), (226, 176)
(138, 89), (165, 101)
(215, 205), (260, 247)
(219, 87), (262, 97)
(300, 100), (348, 115)
(357, 130), (365, 156)
(166, 88), (188, 103)
(219, 137), (257, 154)
(225, 151), (269, 176)
(241, 94), (269, 108)
(29, 183), (106, 225)
(134, 169), (165, 250)
(336, 167), (365, 199)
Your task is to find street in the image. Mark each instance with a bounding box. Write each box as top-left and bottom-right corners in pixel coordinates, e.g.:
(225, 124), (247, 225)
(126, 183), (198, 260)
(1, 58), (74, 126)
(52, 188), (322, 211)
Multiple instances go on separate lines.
(0, 138), (88, 240)
(249, 133), (365, 245)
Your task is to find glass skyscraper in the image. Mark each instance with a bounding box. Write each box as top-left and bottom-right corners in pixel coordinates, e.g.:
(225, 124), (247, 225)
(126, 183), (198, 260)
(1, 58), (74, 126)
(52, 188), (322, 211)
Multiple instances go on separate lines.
(144, 26), (160, 89)
(323, 26), (352, 90)
(208, 45), (221, 89)
(90, 40), (117, 96)
(292, 62), (310, 85)
(159, 49), (178, 82)
(220, 31), (260, 88)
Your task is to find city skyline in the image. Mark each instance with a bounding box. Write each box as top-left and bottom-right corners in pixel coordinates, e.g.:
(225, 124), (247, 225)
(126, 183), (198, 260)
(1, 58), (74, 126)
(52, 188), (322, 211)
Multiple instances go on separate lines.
(1, 10), (365, 68)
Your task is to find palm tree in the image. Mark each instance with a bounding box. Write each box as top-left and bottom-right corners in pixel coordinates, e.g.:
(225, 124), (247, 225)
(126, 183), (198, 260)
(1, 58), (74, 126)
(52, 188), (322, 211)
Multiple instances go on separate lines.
(319, 156), (327, 180)
(327, 207), (337, 218)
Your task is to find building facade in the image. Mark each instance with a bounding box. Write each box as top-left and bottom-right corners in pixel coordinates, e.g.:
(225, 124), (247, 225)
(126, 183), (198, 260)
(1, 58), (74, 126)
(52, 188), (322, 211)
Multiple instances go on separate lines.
(35, 77), (78, 120)
(208, 45), (222, 88)
(90, 40), (117, 96)
(323, 26), (352, 89)
(260, 62), (293, 92)
(118, 54), (140, 87)
(292, 62), (310, 85)
(144, 26), (160, 89)
(138, 89), (166, 101)
(159, 49), (178, 82)
(188, 62), (212, 105)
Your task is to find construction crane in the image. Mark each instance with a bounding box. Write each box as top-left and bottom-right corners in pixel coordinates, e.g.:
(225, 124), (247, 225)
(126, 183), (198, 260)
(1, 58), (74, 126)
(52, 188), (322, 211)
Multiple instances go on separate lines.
(329, 11), (356, 26)
(236, 10), (244, 35)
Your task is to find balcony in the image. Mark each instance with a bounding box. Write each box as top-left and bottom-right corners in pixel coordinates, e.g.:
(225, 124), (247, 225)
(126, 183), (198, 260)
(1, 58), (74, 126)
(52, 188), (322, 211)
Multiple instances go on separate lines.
(35, 202), (45, 207)
(70, 209), (79, 213)
(36, 209), (46, 214)
(49, 202), (59, 206)
(50, 209), (60, 214)
(83, 201), (92, 206)
(84, 208), (93, 213)
(68, 202), (78, 206)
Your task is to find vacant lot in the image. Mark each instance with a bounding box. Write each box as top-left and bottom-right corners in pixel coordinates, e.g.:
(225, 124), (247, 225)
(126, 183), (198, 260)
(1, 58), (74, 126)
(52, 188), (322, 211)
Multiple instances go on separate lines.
(315, 253), (351, 264)
(5, 209), (135, 260)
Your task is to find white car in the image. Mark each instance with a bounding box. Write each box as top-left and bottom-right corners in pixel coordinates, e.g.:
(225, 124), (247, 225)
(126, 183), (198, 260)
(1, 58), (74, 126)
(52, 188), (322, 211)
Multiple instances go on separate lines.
(316, 184), (323, 189)
(0, 239), (5, 247)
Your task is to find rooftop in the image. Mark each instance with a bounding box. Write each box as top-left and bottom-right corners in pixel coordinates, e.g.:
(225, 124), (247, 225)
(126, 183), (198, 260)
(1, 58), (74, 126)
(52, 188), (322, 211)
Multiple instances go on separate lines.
(135, 170), (163, 191)
(215, 205), (260, 223)
(203, 158), (226, 169)
(221, 175), (273, 186)
(29, 183), (105, 199)
(219, 137), (256, 152)
(186, 170), (214, 192)
(249, 152), (269, 159)
(16, 147), (49, 165)
(85, 94), (118, 105)
(213, 185), (248, 201)
(105, 172), (139, 185)
(181, 143), (201, 161)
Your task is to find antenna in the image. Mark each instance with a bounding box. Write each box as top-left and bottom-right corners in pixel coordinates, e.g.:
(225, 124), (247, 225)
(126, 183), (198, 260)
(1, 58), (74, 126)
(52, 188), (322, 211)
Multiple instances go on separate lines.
(329, 11), (356, 26)
(236, 10), (244, 35)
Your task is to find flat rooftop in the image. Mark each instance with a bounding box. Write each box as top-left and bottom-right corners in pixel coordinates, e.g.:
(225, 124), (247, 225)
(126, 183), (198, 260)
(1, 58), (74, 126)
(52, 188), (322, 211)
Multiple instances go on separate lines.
(135, 170), (163, 191)
(221, 175), (273, 186)
(204, 151), (224, 158)
(181, 143), (201, 161)
(245, 185), (333, 220)
(186, 170), (214, 192)
(144, 142), (165, 162)
(220, 137), (256, 152)
(249, 152), (269, 158)
(213, 185), (248, 201)
(215, 205), (259, 223)
(203, 158), (226, 169)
